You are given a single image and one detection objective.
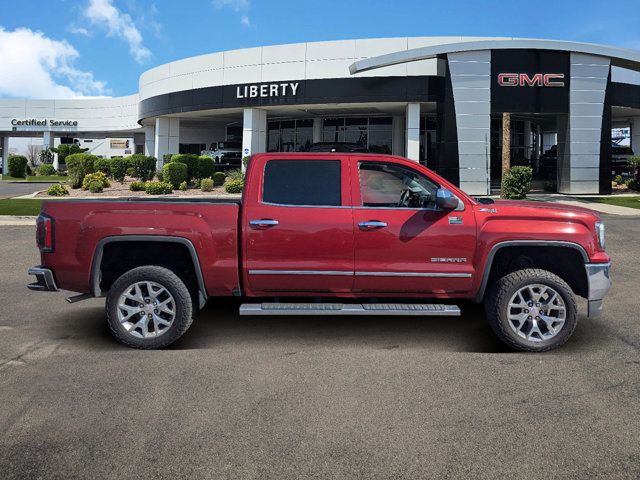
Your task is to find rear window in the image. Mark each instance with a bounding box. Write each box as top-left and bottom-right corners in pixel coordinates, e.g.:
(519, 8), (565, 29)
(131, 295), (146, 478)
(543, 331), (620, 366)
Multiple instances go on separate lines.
(263, 160), (341, 206)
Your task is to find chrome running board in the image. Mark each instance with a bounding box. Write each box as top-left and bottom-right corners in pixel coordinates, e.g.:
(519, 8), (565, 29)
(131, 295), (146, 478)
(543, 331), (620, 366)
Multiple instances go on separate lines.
(239, 303), (461, 316)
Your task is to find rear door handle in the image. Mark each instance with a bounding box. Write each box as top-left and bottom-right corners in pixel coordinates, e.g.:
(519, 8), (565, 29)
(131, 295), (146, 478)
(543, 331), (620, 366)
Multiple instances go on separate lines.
(358, 220), (387, 230)
(249, 219), (279, 229)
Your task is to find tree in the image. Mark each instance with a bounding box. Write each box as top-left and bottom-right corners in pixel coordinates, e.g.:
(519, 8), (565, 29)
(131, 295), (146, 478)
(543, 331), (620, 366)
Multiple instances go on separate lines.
(39, 147), (55, 165)
(26, 144), (42, 167)
(501, 112), (511, 195)
(53, 144), (88, 166)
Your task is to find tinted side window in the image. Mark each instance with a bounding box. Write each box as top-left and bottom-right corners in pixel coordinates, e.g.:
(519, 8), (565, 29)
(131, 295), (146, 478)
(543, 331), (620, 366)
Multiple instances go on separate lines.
(263, 160), (341, 206)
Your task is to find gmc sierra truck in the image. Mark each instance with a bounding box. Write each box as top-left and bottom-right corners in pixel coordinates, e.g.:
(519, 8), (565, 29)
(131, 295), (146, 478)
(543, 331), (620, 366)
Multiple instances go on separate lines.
(28, 153), (611, 351)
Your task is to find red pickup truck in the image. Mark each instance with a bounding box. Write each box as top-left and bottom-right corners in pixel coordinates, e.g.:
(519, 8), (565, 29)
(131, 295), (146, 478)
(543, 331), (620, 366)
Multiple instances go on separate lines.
(28, 153), (611, 352)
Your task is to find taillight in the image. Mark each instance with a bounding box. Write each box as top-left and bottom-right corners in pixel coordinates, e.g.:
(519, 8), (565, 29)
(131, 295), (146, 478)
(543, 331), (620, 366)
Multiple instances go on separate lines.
(36, 213), (55, 253)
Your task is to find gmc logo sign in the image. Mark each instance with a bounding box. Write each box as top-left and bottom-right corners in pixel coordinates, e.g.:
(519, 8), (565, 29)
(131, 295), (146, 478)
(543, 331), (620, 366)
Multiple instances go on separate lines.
(498, 73), (565, 87)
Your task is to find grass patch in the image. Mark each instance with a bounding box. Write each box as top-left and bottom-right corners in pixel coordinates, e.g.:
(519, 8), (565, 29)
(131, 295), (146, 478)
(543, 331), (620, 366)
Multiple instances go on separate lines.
(0, 199), (44, 216)
(586, 196), (640, 210)
(1, 175), (67, 182)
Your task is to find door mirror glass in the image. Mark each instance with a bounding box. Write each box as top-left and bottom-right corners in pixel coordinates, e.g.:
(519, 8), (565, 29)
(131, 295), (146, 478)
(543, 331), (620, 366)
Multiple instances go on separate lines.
(435, 188), (459, 210)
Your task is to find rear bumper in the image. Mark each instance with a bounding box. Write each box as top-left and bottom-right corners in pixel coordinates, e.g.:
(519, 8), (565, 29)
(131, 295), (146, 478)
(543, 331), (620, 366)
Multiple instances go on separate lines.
(585, 262), (611, 318)
(27, 266), (58, 292)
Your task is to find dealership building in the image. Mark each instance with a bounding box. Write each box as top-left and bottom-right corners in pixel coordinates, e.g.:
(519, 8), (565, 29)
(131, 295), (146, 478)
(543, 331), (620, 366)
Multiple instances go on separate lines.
(2, 36), (640, 195)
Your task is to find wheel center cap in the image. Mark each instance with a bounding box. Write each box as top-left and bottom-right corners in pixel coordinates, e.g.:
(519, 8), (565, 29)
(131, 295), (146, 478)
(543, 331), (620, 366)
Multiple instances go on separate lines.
(144, 304), (154, 314)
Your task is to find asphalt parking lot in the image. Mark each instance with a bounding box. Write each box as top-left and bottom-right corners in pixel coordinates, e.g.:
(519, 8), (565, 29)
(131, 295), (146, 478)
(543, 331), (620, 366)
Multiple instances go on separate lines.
(0, 217), (638, 480)
(0, 181), (53, 199)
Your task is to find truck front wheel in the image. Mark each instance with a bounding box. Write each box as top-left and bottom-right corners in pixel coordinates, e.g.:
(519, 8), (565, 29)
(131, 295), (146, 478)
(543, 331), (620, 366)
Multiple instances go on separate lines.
(105, 266), (194, 349)
(485, 268), (578, 352)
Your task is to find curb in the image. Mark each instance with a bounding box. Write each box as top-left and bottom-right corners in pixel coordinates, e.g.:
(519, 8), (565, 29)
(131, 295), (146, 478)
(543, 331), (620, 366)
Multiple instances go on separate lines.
(0, 216), (37, 226)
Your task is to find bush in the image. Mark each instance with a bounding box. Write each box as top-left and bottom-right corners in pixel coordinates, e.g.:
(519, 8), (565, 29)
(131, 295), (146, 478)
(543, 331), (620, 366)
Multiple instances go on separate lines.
(47, 184), (69, 196)
(162, 153), (174, 164)
(200, 178), (214, 192)
(624, 178), (639, 190)
(54, 144), (88, 167)
(26, 165), (33, 176)
(7, 155), (28, 178)
(65, 153), (96, 188)
(162, 162), (188, 189)
(38, 164), (56, 176)
(198, 156), (214, 179)
(110, 157), (128, 182)
(226, 169), (244, 182)
(82, 171), (110, 191)
(85, 179), (105, 193)
(170, 154), (199, 180)
(179, 180), (188, 191)
(627, 156), (640, 176)
(94, 158), (111, 176)
(225, 178), (244, 193)
(501, 166), (533, 200)
(156, 170), (163, 182)
(613, 174), (623, 185)
(129, 154), (157, 181)
(130, 180), (146, 191)
(144, 181), (173, 195)
(213, 171), (226, 186)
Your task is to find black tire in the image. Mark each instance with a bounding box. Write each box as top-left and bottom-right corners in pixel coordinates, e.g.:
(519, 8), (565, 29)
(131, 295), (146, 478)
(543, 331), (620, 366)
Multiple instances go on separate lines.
(484, 268), (578, 352)
(105, 266), (194, 349)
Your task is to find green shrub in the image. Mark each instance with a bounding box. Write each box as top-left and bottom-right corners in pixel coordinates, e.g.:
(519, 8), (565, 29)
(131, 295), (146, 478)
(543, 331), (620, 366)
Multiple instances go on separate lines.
(38, 164), (56, 176)
(47, 184), (69, 196)
(85, 179), (105, 193)
(163, 153), (174, 164)
(613, 174), (623, 185)
(156, 170), (163, 182)
(226, 168), (244, 182)
(53, 144), (88, 167)
(198, 156), (214, 179)
(94, 158), (111, 176)
(162, 162), (188, 189)
(213, 171), (226, 186)
(224, 178), (244, 193)
(242, 155), (250, 171)
(501, 166), (533, 200)
(110, 157), (128, 182)
(200, 178), (214, 192)
(179, 180), (188, 191)
(627, 156), (640, 175)
(624, 178), (639, 190)
(170, 154), (199, 180)
(129, 154), (157, 181)
(130, 180), (146, 191)
(543, 181), (557, 192)
(65, 153), (96, 188)
(82, 171), (110, 191)
(144, 181), (173, 195)
(39, 148), (55, 165)
(7, 155), (28, 178)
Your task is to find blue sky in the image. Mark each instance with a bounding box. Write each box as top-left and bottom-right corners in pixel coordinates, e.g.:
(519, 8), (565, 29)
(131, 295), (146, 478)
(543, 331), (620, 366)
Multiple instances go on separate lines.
(0, 0), (639, 98)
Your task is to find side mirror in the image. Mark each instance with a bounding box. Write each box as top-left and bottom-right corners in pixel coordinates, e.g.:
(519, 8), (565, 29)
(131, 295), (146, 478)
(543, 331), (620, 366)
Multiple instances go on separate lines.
(436, 188), (459, 210)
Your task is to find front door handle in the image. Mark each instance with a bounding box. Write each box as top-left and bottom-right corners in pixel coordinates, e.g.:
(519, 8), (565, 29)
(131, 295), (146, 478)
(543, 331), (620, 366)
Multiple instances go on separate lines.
(249, 219), (279, 229)
(358, 220), (387, 230)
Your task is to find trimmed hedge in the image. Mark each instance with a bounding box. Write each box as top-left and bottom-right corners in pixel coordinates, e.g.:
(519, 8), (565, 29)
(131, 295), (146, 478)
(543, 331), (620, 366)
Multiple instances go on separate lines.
(170, 154), (199, 180)
(213, 171), (226, 186)
(145, 181), (173, 195)
(198, 156), (214, 179)
(94, 158), (111, 176)
(129, 154), (157, 181)
(162, 162), (188, 189)
(110, 157), (129, 182)
(7, 155), (28, 178)
(66, 153), (97, 188)
(501, 166), (533, 200)
(130, 180), (146, 191)
(38, 164), (56, 176)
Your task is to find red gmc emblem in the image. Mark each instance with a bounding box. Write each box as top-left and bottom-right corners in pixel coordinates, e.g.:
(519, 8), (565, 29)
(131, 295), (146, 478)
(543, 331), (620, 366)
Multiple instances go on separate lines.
(498, 73), (565, 87)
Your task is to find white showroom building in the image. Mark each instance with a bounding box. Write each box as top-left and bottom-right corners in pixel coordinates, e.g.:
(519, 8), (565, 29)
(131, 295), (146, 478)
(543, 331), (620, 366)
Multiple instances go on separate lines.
(2, 36), (640, 195)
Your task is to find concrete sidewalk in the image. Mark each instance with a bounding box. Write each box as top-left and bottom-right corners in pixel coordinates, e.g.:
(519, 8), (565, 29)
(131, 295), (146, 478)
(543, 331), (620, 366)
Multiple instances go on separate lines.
(0, 216), (36, 226)
(527, 193), (640, 216)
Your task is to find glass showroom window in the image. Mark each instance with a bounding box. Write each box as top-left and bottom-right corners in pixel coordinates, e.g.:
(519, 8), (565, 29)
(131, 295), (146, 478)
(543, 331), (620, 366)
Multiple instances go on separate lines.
(267, 119), (313, 152)
(322, 117), (393, 153)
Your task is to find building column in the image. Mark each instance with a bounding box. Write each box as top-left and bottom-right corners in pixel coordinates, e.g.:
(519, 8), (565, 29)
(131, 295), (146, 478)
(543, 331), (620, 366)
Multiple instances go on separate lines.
(392, 115), (405, 156)
(630, 117), (640, 156)
(144, 126), (155, 157)
(42, 131), (56, 169)
(242, 108), (267, 171)
(406, 103), (420, 161)
(312, 118), (323, 144)
(1, 137), (9, 176)
(523, 120), (532, 160)
(154, 118), (180, 168)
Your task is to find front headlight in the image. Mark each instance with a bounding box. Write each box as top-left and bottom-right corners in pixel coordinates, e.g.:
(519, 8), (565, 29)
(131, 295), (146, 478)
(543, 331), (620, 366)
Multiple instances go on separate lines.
(595, 221), (605, 250)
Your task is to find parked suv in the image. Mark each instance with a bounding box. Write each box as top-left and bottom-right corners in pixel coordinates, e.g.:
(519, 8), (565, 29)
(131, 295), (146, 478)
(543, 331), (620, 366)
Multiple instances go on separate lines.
(201, 141), (242, 165)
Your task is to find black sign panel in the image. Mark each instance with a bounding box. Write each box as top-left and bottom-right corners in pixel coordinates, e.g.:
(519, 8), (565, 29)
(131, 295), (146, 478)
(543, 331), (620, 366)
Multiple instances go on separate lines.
(491, 50), (570, 114)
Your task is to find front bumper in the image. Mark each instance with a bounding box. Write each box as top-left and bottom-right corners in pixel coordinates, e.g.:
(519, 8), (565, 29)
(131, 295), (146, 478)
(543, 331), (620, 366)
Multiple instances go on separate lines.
(585, 262), (611, 318)
(27, 266), (58, 292)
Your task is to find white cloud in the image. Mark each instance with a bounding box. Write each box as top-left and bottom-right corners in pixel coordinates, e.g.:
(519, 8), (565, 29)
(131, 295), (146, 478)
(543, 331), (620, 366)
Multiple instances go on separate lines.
(68, 25), (90, 36)
(83, 0), (151, 63)
(0, 27), (108, 99)
(213, 0), (252, 27)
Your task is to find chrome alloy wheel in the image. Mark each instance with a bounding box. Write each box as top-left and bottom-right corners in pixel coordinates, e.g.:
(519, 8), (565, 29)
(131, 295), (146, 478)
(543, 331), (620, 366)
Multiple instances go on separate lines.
(116, 281), (176, 339)
(507, 284), (566, 342)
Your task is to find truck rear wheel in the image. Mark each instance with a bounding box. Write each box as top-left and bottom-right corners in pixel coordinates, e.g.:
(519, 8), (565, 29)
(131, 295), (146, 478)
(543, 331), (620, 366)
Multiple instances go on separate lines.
(105, 266), (194, 349)
(485, 268), (578, 352)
